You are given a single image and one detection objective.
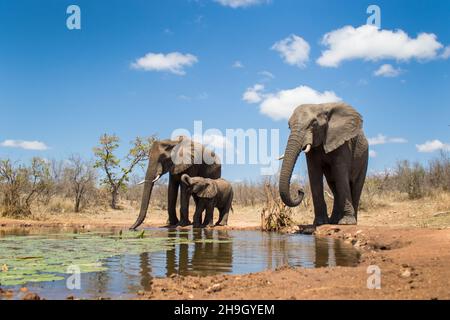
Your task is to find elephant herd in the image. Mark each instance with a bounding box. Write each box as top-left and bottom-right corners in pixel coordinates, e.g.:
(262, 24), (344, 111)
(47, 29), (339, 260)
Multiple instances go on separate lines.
(130, 102), (369, 230)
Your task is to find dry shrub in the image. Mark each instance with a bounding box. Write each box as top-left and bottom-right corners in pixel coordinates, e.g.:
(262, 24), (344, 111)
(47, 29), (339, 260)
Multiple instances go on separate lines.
(260, 179), (295, 231)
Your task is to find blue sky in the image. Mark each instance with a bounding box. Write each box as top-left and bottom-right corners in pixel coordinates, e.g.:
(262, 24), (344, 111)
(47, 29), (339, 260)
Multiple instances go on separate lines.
(0, 0), (449, 181)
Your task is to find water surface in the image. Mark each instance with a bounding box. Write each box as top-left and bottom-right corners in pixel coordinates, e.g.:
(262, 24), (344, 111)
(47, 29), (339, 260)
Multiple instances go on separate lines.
(0, 228), (359, 299)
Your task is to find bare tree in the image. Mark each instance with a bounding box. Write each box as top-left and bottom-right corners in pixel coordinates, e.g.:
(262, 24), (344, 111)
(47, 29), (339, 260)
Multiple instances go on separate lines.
(64, 155), (96, 213)
(93, 134), (155, 209)
(0, 158), (51, 217)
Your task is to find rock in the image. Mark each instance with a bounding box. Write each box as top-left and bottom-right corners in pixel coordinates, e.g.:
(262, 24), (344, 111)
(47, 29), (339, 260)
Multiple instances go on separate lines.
(137, 290), (145, 296)
(206, 283), (222, 293)
(20, 287), (28, 293)
(401, 269), (411, 278)
(188, 294), (194, 299)
(23, 293), (41, 300)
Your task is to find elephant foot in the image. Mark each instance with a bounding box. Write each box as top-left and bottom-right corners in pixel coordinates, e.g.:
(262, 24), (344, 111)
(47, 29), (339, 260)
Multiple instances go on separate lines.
(338, 214), (357, 225)
(202, 222), (215, 228)
(329, 214), (341, 225)
(215, 221), (228, 227)
(313, 216), (329, 226)
(178, 220), (192, 227)
(167, 218), (179, 227)
(192, 223), (203, 229)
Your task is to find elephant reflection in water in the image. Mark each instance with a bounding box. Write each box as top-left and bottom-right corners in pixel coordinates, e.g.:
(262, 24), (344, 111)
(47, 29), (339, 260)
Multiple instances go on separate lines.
(314, 237), (360, 268)
(165, 229), (233, 276)
(139, 252), (153, 291)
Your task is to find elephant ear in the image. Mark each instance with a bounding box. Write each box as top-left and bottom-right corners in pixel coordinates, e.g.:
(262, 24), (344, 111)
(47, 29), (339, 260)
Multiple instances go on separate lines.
(168, 137), (200, 175)
(197, 180), (218, 199)
(324, 103), (363, 154)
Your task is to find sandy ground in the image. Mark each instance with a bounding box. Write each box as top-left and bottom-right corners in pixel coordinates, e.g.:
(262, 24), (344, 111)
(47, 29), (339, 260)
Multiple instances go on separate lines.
(1, 193), (450, 300)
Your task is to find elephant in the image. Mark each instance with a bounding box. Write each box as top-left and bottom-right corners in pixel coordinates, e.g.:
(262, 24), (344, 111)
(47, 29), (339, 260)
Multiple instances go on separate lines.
(130, 137), (221, 230)
(279, 102), (369, 226)
(181, 174), (233, 228)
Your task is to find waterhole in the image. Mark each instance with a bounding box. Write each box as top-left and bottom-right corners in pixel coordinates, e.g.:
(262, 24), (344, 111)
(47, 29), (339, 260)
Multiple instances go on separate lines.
(0, 228), (359, 299)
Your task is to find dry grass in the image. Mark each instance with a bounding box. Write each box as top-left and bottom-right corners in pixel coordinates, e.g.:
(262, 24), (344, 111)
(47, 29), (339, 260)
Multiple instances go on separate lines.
(260, 181), (295, 231)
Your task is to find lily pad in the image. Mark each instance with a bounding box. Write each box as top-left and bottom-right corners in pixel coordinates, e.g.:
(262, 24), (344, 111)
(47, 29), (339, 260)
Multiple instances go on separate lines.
(0, 230), (199, 286)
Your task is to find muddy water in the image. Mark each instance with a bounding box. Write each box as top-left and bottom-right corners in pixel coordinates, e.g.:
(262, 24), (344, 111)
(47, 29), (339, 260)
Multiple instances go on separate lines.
(0, 228), (359, 299)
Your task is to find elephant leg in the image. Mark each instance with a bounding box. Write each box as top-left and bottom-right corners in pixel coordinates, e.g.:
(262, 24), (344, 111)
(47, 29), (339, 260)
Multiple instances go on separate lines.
(351, 166), (368, 221)
(179, 183), (192, 227)
(216, 209), (229, 226)
(203, 204), (215, 228)
(306, 156), (329, 226)
(167, 176), (180, 226)
(327, 180), (341, 224)
(193, 201), (204, 228)
(333, 165), (356, 225)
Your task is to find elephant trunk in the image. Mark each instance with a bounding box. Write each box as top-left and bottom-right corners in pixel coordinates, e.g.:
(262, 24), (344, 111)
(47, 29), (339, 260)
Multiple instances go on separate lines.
(181, 174), (191, 186)
(279, 129), (305, 207)
(130, 164), (156, 230)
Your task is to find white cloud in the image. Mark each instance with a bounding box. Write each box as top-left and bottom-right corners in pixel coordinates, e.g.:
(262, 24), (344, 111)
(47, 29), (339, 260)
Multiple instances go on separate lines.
(178, 95), (191, 101)
(271, 34), (310, 68)
(242, 84), (265, 104)
(374, 64), (402, 77)
(243, 84), (341, 120)
(131, 52), (198, 75)
(178, 92), (208, 101)
(416, 140), (450, 153)
(258, 70), (275, 80)
(442, 46), (450, 59)
(317, 25), (444, 67)
(0, 140), (49, 151)
(369, 150), (377, 158)
(368, 134), (408, 146)
(232, 61), (244, 68)
(214, 0), (268, 8)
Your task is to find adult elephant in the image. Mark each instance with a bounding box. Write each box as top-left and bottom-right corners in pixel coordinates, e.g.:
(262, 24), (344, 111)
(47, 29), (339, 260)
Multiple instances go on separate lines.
(130, 137), (221, 230)
(279, 102), (368, 226)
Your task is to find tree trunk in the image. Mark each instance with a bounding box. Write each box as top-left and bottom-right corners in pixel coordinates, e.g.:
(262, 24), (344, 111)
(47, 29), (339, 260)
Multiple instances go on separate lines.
(111, 188), (119, 209)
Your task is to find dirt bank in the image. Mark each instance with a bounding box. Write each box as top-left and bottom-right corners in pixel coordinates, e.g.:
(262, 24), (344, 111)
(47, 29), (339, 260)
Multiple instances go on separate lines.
(139, 225), (450, 300)
(1, 196), (450, 300)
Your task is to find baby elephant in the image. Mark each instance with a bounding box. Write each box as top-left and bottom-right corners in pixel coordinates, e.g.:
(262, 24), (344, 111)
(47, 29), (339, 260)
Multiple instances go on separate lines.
(181, 174), (233, 228)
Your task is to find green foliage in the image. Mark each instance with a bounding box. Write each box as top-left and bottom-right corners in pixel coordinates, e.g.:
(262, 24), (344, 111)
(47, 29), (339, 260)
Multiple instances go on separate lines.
(93, 134), (156, 209)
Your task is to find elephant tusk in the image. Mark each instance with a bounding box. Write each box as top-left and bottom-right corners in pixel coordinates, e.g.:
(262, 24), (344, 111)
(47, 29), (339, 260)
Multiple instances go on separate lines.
(137, 180), (146, 185)
(277, 154), (285, 161)
(152, 175), (161, 183)
(303, 144), (312, 154)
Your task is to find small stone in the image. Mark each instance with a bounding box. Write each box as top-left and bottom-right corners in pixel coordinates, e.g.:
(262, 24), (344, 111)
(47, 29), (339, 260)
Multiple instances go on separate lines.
(137, 290), (145, 296)
(401, 269), (411, 278)
(206, 283), (222, 293)
(188, 294), (194, 299)
(20, 287), (28, 293)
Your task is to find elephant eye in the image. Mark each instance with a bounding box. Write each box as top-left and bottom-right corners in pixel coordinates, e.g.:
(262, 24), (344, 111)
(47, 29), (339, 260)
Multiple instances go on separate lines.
(311, 119), (318, 127)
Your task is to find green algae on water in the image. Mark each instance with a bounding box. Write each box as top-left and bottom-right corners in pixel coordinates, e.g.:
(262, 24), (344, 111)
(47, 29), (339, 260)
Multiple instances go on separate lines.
(0, 231), (191, 286)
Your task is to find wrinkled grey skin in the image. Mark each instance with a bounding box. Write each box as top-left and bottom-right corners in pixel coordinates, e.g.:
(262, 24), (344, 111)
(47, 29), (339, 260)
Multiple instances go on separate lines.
(181, 174), (234, 228)
(130, 137), (221, 230)
(279, 102), (369, 226)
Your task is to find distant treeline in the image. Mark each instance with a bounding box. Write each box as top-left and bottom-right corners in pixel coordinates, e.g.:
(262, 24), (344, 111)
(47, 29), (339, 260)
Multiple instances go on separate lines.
(0, 133), (449, 217)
